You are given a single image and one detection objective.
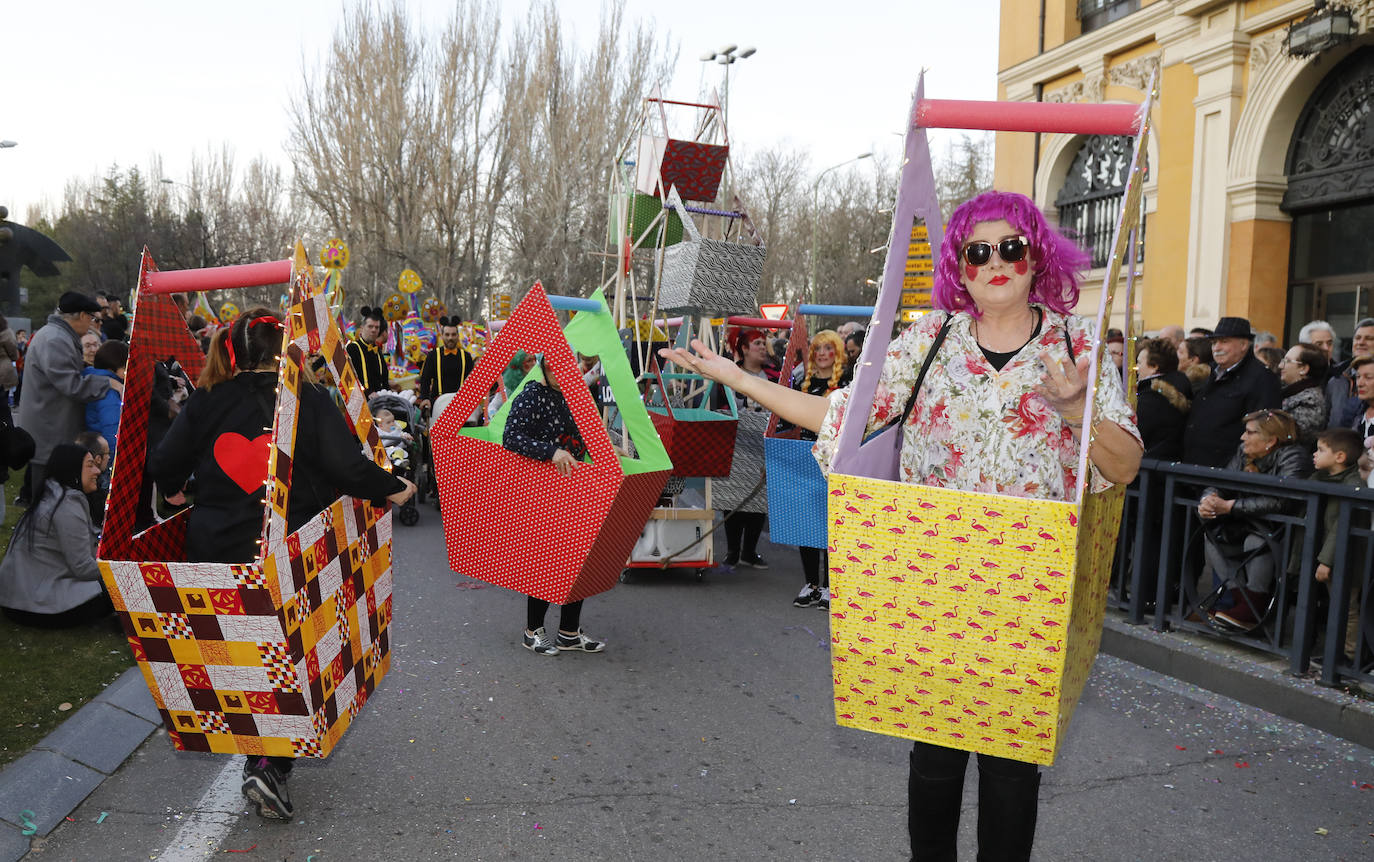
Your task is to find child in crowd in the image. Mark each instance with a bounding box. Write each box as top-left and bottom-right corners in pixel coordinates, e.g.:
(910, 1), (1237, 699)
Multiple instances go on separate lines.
(502, 354), (606, 657)
(1303, 428), (1367, 660)
(374, 408), (413, 470)
(85, 340), (128, 460)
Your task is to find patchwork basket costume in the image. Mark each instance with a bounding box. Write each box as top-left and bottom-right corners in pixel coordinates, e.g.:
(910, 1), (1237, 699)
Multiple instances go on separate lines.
(98, 246), (397, 759)
(634, 90), (730, 202)
(431, 285), (670, 604)
(826, 76), (1152, 766)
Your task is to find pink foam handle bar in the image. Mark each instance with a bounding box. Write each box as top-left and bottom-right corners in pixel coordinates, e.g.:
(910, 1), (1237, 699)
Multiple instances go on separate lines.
(142, 260), (292, 294)
(915, 99), (1143, 136)
(724, 317), (793, 330)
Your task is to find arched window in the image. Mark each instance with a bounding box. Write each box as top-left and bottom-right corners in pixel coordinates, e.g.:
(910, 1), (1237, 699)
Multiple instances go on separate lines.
(1054, 134), (1145, 268)
(1283, 47), (1374, 213)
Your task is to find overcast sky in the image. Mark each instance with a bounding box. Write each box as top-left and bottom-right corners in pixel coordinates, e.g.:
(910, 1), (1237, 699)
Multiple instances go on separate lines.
(1, 0), (1000, 222)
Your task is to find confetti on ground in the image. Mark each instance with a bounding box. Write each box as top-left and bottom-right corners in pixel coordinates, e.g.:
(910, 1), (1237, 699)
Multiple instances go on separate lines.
(224, 844), (258, 853)
(1315, 828), (1328, 836)
(1235, 762), (1250, 768)
(17, 810), (36, 836)
(1175, 745), (1186, 751)
(58, 702), (72, 711)
(96, 811), (108, 824)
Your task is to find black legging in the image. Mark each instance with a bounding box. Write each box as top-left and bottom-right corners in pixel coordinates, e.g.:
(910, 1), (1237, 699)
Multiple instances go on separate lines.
(724, 510), (765, 560)
(527, 597), (583, 633)
(908, 741), (1040, 862)
(799, 547), (828, 588)
(2, 591), (114, 629)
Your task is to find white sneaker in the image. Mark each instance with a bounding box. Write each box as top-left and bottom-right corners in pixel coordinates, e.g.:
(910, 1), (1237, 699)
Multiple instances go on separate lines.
(818, 587), (831, 610)
(794, 584), (820, 608)
(522, 627), (558, 656)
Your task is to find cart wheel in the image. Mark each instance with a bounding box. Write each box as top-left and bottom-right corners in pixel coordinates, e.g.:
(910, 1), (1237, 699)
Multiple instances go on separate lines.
(398, 504), (419, 527)
(695, 568), (705, 582)
(619, 569), (632, 584)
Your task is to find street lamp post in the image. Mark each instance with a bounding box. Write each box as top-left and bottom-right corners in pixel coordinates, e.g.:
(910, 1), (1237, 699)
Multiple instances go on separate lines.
(160, 178), (208, 269)
(699, 45), (756, 136)
(808, 152), (873, 303)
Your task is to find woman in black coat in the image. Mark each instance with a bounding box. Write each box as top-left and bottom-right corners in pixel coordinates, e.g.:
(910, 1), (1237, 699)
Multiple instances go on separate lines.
(152, 308), (415, 820)
(1135, 337), (1191, 461)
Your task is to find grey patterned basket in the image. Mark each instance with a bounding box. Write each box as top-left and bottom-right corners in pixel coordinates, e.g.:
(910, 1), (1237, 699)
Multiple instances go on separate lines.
(657, 188), (766, 316)
(711, 409), (768, 514)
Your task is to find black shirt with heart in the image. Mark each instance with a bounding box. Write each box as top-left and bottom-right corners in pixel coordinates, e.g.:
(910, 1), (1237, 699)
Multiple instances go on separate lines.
(151, 371), (405, 563)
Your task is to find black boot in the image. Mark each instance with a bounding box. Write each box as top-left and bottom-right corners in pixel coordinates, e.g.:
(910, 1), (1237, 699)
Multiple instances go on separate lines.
(909, 742), (969, 862)
(975, 755), (1040, 862)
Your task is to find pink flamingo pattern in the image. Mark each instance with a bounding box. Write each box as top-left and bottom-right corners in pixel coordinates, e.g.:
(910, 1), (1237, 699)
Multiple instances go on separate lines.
(825, 472), (1128, 766)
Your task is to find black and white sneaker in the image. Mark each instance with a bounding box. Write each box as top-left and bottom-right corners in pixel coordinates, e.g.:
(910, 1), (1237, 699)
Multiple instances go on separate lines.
(739, 554), (769, 569)
(555, 629), (606, 653)
(523, 627), (559, 656)
(242, 756), (294, 820)
(793, 584), (821, 608)
(817, 587), (830, 610)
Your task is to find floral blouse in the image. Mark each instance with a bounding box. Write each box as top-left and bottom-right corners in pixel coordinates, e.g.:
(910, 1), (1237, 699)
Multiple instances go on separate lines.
(812, 306), (1140, 501)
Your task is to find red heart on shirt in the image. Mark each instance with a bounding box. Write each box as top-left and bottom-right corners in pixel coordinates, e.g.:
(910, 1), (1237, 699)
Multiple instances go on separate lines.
(213, 432), (272, 494)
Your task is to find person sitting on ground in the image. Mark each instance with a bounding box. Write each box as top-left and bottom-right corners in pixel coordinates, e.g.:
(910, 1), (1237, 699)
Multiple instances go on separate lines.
(84, 340), (128, 460)
(1196, 409), (1307, 630)
(151, 308), (416, 820)
(0, 443), (111, 628)
(1134, 337), (1191, 461)
(74, 431), (111, 525)
(1177, 335), (1213, 393)
(1278, 342), (1329, 452)
(783, 330), (851, 611)
(502, 353), (606, 657)
(1290, 428), (1366, 662)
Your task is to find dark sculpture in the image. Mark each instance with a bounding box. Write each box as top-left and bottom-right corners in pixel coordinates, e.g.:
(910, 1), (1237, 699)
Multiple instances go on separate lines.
(0, 205), (72, 315)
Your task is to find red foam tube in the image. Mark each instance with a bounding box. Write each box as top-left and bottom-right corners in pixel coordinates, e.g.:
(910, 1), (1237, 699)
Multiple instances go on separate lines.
(724, 317), (793, 329)
(142, 260), (292, 294)
(915, 99), (1143, 136)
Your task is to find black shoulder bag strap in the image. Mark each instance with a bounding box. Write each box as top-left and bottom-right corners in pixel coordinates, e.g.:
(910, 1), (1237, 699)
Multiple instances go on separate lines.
(893, 313), (955, 430)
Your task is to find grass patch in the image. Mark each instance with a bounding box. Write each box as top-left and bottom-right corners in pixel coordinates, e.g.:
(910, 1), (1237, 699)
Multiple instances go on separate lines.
(0, 471), (134, 767)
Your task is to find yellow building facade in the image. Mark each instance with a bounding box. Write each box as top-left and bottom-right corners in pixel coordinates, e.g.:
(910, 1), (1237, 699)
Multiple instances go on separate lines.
(997, 0), (1374, 350)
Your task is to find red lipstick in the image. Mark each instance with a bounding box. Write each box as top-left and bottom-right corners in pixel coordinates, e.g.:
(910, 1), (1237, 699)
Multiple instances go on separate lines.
(989, 275), (1010, 285)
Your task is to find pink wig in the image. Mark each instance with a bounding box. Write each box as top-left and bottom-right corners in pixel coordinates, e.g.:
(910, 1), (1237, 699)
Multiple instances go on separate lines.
(932, 191), (1091, 317)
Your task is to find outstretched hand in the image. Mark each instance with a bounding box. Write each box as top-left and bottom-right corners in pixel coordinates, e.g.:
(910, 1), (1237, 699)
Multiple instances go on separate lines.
(657, 339), (742, 388)
(1033, 349), (1090, 424)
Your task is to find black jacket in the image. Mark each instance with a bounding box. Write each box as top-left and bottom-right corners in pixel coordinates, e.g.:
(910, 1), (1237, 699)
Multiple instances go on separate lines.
(417, 347), (473, 403)
(346, 338), (390, 396)
(1182, 351), (1281, 467)
(503, 381), (588, 462)
(152, 371), (404, 563)
(1136, 374), (1191, 461)
(1201, 442), (1310, 517)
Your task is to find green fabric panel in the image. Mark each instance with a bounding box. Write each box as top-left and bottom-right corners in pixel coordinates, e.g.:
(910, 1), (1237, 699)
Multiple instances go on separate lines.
(564, 288), (671, 476)
(608, 192), (684, 247)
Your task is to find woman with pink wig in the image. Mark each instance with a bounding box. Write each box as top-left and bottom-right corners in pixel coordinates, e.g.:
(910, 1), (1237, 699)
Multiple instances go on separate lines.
(662, 191), (1142, 860)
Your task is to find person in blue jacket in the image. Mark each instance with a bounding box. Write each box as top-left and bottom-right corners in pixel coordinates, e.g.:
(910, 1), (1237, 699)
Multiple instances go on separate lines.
(84, 340), (128, 459)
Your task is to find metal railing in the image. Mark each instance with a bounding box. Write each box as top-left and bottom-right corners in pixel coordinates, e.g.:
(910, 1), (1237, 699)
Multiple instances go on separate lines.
(1108, 459), (1374, 688)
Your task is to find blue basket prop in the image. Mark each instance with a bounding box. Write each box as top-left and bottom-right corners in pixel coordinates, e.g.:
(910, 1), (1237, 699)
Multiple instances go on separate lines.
(763, 303), (874, 549)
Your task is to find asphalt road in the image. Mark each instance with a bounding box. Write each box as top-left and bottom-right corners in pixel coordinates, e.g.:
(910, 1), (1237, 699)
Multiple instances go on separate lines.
(26, 513), (1374, 861)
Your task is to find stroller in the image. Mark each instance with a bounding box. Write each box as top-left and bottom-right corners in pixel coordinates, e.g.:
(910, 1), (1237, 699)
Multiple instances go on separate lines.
(367, 392), (425, 526)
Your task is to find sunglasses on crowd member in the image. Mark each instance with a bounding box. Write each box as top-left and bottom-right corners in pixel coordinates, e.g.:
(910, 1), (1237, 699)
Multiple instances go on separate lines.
(962, 235), (1030, 267)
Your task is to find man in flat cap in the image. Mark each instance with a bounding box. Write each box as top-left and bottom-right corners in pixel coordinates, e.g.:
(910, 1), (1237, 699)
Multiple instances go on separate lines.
(16, 292), (123, 499)
(1182, 316), (1281, 467)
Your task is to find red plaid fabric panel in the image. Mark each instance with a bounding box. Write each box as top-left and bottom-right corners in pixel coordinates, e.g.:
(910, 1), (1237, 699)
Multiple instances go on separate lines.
(101, 251), (210, 562)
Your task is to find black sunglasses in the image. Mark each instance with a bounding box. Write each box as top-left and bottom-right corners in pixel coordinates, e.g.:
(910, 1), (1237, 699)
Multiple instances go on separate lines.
(962, 235), (1030, 267)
